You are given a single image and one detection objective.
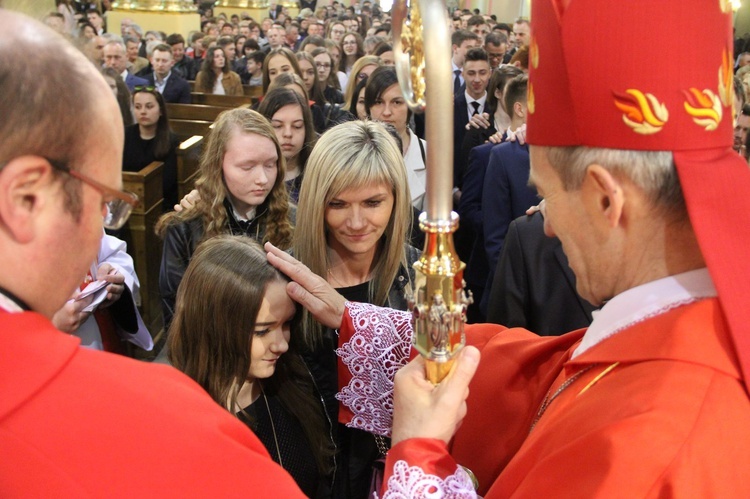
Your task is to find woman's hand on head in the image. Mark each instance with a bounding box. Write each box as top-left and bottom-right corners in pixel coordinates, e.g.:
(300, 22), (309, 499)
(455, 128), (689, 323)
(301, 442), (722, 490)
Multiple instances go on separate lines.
(265, 242), (346, 329)
(173, 189), (201, 212)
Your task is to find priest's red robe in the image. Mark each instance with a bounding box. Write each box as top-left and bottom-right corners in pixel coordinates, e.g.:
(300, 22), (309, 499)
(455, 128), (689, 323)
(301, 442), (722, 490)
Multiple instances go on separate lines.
(337, 299), (750, 497)
(0, 310), (305, 497)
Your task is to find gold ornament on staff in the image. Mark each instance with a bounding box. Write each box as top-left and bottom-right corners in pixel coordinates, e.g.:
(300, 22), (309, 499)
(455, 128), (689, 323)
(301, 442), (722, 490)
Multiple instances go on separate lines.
(394, 0), (472, 384)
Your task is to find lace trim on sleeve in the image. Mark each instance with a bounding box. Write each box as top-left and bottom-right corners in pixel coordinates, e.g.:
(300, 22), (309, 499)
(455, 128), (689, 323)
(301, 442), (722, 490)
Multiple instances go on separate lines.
(335, 302), (413, 437)
(380, 460), (476, 498)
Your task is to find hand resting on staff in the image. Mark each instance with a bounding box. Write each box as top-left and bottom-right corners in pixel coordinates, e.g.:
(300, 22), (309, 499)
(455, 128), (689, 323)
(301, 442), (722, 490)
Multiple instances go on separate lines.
(391, 346), (481, 446)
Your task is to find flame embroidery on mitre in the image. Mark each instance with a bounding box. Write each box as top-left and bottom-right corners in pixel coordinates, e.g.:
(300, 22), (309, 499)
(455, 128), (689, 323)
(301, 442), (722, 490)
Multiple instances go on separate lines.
(613, 89), (669, 135)
(530, 37), (539, 69)
(718, 47), (734, 107)
(684, 88), (723, 131)
(720, 0), (731, 13)
(528, 82), (535, 114)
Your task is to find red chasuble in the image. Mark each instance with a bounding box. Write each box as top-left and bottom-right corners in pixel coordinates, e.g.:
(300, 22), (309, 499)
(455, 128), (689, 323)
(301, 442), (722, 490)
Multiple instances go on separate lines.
(0, 310), (305, 497)
(337, 299), (750, 497)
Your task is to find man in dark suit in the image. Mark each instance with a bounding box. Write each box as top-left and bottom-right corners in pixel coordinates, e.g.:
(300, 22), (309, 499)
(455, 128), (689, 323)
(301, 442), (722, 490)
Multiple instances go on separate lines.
(458, 141), (497, 322)
(453, 47), (491, 264)
(103, 40), (147, 92)
(480, 74), (532, 315)
(486, 212), (596, 336)
(453, 47), (490, 192)
(451, 30), (480, 94)
(146, 44), (191, 104)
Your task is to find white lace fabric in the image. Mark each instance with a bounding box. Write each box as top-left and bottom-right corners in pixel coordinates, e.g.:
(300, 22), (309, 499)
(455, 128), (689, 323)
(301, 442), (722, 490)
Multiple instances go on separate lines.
(380, 460), (476, 498)
(336, 302), (414, 437)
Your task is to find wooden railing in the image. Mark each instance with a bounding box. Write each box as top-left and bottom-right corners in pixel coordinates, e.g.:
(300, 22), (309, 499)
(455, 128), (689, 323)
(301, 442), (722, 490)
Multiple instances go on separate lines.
(121, 161), (164, 346)
(176, 135), (203, 200)
(190, 92), (255, 107)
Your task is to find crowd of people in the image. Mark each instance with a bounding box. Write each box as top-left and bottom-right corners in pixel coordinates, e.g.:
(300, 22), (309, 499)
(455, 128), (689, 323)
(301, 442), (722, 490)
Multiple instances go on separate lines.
(4, 0), (750, 496)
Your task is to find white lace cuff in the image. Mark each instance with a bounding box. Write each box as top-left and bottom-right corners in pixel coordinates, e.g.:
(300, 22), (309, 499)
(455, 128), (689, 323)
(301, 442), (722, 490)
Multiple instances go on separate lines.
(336, 302), (414, 437)
(381, 460), (477, 498)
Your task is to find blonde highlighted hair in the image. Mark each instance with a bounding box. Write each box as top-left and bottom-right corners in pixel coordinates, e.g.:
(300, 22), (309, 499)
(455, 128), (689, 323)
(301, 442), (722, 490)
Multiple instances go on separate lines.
(343, 55), (381, 109)
(295, 120), (412, 346)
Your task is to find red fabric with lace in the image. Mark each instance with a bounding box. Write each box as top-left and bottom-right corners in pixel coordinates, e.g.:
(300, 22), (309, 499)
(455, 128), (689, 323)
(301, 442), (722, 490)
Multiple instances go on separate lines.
(336, 300), (750, 497)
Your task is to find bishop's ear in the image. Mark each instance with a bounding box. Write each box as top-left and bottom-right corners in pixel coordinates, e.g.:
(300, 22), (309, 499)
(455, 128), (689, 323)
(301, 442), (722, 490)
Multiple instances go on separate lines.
(0, 156), (56, 244)
(582, 164), (625, 229)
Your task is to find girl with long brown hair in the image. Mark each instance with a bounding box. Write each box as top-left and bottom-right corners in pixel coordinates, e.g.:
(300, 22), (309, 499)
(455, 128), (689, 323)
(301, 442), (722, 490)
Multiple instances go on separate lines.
(168, 235), (334, 497)
(195, 46), (243, 95)
(157, 108), (294, 329)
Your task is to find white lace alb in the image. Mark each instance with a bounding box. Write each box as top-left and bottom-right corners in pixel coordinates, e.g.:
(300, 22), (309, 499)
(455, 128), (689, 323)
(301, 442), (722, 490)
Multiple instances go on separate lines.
(380, 460), (476, 498)
(336, 302), (413, 436)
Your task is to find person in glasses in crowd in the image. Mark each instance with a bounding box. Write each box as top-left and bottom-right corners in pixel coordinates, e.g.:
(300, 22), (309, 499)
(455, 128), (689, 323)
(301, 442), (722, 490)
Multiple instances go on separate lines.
(339, 32), (365, 78)
(311, 47), (344, 104)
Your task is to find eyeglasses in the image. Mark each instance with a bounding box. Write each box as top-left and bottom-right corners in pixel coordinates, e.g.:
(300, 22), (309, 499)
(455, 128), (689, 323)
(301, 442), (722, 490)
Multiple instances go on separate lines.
(46, 158), (139, 230)
(133, 85), (156, 93)
(316, 62), (331, 69)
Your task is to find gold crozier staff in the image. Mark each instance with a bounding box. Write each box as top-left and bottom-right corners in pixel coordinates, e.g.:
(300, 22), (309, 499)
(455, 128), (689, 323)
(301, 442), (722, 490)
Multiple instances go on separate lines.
(393, 0), (472, 384)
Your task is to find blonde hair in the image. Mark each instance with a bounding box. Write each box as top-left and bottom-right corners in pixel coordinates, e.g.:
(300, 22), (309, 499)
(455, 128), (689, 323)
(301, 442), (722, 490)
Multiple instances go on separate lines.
(295, 120), (412, 346)
(157, 108), (293, 249)
(343, 55), (381, 108)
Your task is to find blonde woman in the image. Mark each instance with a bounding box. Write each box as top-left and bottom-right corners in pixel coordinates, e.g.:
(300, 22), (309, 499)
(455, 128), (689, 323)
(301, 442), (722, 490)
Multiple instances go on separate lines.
(157, 108), (294, 329)
(294, 120), (419, 498)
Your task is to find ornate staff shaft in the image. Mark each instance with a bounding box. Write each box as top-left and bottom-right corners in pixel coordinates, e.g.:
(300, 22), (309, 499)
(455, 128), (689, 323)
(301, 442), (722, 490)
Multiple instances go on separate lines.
(394, 0), (471, 384)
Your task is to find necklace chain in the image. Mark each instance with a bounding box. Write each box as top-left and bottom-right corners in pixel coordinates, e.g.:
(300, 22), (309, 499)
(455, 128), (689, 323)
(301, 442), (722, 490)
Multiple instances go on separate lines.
(260, 384), (284, 469)
(529, 362), (620, 433)
(529, 364), (595, 433)
(327, 268), (347, 288)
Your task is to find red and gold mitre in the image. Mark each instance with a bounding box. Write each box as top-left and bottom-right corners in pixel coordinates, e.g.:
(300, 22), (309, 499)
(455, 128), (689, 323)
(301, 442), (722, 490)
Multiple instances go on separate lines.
(527, 0), (750, 387)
